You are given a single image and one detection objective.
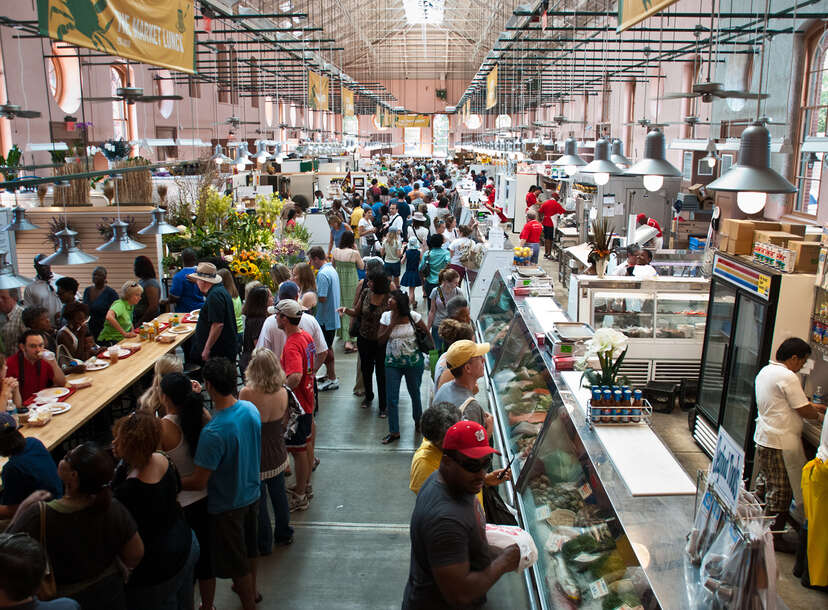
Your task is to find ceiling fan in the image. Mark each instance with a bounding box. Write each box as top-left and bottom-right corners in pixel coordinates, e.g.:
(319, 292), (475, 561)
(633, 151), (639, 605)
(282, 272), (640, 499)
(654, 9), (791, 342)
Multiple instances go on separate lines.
(85, 86), (182, 105)
(624, 117), (666, 129)
(214, 115), (259, 127)
(0, 103), (40, 119)
(661, 82), (769, 103)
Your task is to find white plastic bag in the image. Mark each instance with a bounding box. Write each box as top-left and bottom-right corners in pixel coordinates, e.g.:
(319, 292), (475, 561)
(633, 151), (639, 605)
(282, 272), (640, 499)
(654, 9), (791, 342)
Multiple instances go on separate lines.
(485, 524), (538, 571)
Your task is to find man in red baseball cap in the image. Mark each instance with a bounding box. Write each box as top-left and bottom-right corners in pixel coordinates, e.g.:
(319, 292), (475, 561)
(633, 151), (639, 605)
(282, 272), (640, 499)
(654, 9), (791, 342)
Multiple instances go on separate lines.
(402, 421), (519, 609)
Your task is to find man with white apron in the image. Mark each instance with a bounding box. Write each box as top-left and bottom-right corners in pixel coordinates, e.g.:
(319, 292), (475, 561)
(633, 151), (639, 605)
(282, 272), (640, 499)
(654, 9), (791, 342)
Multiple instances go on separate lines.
(753, 337), (826, 552)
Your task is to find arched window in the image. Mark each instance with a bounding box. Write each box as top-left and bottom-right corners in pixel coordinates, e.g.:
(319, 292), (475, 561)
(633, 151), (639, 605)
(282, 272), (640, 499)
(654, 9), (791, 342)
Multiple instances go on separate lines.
(465, 114), (481, 130)
(795, 25), (828, 215)
(433, 114), (449, 157)
(47, 42), (81, 113)
(155, 70), (174, 119)
(342, 115), (358, 136)
(110, 64), (137, 148)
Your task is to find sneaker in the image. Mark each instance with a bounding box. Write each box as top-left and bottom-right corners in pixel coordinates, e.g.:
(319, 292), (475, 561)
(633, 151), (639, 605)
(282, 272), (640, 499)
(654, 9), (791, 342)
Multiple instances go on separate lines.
(318, 378), (340, 391)
(289, 484), (314, 499)
(289, 494), (309, 512)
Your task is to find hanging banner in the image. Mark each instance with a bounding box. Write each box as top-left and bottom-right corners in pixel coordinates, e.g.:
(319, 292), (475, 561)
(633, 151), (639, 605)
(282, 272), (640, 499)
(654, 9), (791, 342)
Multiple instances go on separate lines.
(37, 0), (196, 74)
(394, 114), (431, 128)
(308, 70), (329, 111)
(486, 65), (498, 110)
(464, 99), (471, 123)
(375, 104), (382, 126)
(617, 0), (680, 32)
(342, 88), (355, 117)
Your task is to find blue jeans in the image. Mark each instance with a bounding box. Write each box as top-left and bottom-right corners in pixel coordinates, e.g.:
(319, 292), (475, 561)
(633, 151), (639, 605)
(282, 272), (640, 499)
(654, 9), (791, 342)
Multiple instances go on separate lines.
(257, 473), (294, 554)
(385, 361), (424, 435)
(126, 530), (200, 610)
(431, 326), (444, 354)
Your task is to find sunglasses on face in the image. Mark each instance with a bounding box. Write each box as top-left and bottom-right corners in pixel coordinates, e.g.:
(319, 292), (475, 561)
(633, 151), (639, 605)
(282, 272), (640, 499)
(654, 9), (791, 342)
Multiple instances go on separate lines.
(452, 454), (492, 473)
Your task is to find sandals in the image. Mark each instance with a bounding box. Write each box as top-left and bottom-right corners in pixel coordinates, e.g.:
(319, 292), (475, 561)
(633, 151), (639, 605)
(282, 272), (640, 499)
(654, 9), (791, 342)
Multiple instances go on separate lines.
(381, 433), (400, 444)
(230, 585), (263, 604)
(313, 457), (320, 471)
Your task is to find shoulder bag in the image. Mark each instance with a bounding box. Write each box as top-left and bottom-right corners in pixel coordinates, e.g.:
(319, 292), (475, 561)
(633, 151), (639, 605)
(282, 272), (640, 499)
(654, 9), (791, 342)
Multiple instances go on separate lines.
(283, 385), (305, 443)
(37, 501), (57, 600)
(419, 251), (432, 285)
(409, 314), (435, 354)
(349, 285), (368, 337)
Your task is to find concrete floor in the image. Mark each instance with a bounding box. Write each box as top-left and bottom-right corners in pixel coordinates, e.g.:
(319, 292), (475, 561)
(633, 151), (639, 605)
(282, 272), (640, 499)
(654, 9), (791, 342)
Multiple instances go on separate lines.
(207, 258), (826, 609)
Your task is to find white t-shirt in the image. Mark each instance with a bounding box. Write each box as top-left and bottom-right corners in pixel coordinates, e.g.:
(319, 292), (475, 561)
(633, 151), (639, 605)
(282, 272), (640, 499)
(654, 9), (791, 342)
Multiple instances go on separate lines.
(358, 218), (374, 249)
(610, 263), (631, 276)
(256, 313), (328, 365)
(379, 310), (422, 362)
(817, 411), (828, 462)
(407, 225), (429, 247)
(632, 264), (658, 278)
(383, 239), (403, 263)
(449, 237), (472, 265)
(754, 362), (809, 449)
(387, 214), (404, 233)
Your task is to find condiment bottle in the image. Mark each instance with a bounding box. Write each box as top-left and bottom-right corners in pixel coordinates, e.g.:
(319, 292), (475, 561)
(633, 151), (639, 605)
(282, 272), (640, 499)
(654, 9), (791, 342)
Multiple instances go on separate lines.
(633, 389), (643, 406)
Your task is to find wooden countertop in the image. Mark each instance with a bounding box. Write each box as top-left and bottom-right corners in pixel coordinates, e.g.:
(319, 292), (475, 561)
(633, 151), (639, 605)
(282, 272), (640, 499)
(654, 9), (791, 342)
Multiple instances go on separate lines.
(19, 317), (195, 452)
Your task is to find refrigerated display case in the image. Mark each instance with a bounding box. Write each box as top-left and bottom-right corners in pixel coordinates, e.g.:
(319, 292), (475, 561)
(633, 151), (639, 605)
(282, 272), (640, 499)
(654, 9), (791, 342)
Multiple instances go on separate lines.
(477, 271), (519, 370)
(567, 275), (710, 384)
(693, 252), (816, 477)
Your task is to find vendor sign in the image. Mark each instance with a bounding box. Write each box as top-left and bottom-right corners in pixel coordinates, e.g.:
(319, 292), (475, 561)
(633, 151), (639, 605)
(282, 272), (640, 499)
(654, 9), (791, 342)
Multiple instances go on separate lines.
(617, 0), (679, 32)
(394, 114), (431, 128)
(308, 69), (329, 111)
(37, 0), (196, 74)
(342, 88), (354, 117)
(486, 65), (498, 109)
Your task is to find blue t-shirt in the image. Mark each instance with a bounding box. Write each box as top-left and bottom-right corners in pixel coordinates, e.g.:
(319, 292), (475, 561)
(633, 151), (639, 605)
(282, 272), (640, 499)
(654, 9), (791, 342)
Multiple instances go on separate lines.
(22, 598), (81, 609)
(372, 201), (384, 219)
(330, 225), (349, 249)
(194, 400), (261, 514)
(0, 438), (63, 506)
(315, 263), (341, 331)
(398, 200), (411, 220)
(170, 266), (206, 313)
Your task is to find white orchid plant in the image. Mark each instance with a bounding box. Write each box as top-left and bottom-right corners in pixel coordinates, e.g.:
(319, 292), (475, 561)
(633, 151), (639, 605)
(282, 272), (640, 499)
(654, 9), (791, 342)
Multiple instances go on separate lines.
(577, 328), (629, 387)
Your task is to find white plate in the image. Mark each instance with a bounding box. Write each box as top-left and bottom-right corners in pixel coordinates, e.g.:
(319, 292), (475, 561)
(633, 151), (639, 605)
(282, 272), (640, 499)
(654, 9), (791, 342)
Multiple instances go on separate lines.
(168, 326), (191, 334)
(102, 347), (130, 358)
(190, 309), (201, 316)
(49, 402), (71, 415)
(67, 377), (90, 386)
(120, 343), (141, 350)
(34, 396), (58, 405)
(35, 387), (70, 400)
(85, 360), (110, 371)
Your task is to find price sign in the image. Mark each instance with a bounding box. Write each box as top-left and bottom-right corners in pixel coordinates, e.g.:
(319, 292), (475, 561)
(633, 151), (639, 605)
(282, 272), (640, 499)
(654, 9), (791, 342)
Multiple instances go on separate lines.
(709, 428), (745, 513)
(535, 505), (552, 521)
(589, 578), (609, 599)
(757, 273), (771, 298)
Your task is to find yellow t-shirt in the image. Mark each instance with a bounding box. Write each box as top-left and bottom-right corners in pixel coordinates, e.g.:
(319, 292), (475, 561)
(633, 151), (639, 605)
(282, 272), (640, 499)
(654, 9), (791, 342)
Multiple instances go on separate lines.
(409, 438), (484, 506)
(350, 206), (364, 231)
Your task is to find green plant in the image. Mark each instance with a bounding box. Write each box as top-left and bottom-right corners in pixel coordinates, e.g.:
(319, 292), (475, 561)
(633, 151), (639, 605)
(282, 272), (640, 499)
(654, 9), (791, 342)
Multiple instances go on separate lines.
(49, 149), (66, 164)
(97, 216), (138, 239)
(284, 222), (310, 245)
(46, 217), (77, 250)
(226, 209), (274, 252)
(198, 186), (233, 229)
(577, 329), (629, 387)
(435, 88), (447, 101)
(588, 217), (614, 261)
(255, 192), (284, 225)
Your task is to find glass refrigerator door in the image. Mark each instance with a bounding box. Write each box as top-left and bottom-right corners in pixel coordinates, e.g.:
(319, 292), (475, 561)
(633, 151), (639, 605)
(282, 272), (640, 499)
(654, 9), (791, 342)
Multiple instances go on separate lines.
(655, 292), (708, 339)
(592, 290), (654, 339)
(478, 272), (516, 369)
(720, 294), (767, 448)
(698, 281), (737, 425)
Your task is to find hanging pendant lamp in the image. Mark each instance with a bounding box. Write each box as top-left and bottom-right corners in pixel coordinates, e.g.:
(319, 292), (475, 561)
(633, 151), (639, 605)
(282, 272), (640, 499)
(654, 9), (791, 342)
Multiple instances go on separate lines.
(706, 122), (795, 214)
(610, 139), (632, 169)
(624, 128), (682, 192)
(210, 144), (232, 166)
(1, 206), (39, 232)
(702, 139), (720, 168)
(138, 207), (180, 235)
(552, 137), (586, 176)
(42, 227), (98, 265)
(236, 143), (253, 169)
(0, 251), (32, 289)
(581, 138), (623, 186)
(97, 219), (146, 252)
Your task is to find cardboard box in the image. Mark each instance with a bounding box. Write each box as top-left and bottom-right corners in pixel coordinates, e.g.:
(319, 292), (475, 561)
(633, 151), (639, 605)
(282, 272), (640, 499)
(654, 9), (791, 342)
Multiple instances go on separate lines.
(803, 233), (821, 242)
(789, 240), (821, 273)
(721, 219), (756, 241)
(751, 221), (781, 232)
(753, 230), (800, 247)
(779, 222), (807, 237)
(718, 235), (728, 250)
(726, 237), (754, 255)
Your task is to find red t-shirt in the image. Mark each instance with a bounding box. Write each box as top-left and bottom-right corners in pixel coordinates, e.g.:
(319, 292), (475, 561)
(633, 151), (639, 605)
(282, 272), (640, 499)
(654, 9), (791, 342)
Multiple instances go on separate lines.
(525, 191), (538, 208)
(647, 218), (663, 237)
(281, 330), (316, 414)
(520, 220), (543, 244)
(539, 198), (566, 228)
(486, 189), (496, 205)
(6, 352), (54, 401)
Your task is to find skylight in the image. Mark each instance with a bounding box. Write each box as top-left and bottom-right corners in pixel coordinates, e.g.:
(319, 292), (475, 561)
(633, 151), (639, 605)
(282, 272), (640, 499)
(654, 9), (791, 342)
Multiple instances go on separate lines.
(403, 0), (445, 25)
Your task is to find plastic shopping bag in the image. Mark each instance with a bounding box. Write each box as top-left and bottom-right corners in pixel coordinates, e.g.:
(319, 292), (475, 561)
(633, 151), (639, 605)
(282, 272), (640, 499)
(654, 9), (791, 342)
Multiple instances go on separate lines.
(485, 524), (538, 571)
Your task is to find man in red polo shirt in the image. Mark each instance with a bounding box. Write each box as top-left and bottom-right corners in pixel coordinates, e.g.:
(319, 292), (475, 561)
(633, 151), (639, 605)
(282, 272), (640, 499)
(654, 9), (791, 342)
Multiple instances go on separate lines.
(636, 213), (664, 250)
(519, 211), (544, 264)
(525, 185), (540, 213)
(539, 194), (566, 260)
(5, 329), (66, 401)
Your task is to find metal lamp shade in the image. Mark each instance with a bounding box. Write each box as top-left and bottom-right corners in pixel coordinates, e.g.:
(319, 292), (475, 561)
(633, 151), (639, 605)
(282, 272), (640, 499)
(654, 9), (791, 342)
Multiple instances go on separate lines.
(0, 251), (32, 289)
(624, 129), (682, 177)
(581, 138), (623, 175)
(138, 207), (180, 235)
(552, 137), (587, 168)
(42, 228), (98, 265)
(210, 144), (232, 165)
(707, 123), (796, 193)
(610, 139), (632, 167)
(97, 220), (146, 252)
(2, 207), (40, 232)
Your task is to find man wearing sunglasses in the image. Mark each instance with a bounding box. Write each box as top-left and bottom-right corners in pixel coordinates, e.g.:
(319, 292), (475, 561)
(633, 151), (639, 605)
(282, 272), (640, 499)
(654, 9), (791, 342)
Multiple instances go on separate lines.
(403, 421), (520, 609)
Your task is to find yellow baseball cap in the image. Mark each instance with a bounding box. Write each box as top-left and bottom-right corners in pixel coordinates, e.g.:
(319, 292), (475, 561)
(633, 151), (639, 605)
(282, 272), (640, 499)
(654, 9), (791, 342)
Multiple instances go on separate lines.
(445, 340), (490, 369)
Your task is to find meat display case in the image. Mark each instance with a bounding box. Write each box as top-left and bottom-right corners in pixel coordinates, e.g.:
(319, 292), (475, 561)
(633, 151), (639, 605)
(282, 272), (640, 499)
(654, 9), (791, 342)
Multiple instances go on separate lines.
(477, 271), (696, 609)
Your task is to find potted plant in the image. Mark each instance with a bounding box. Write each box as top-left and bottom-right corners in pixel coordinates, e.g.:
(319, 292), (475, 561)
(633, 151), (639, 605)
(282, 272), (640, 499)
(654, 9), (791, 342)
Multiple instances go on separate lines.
(588, 217), (613, 278)
(577, 328), (629, 388)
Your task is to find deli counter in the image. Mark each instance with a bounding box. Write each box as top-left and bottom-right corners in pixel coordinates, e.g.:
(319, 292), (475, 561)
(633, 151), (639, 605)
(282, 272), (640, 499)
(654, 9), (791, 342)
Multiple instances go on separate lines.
(476, 271), (697, 610)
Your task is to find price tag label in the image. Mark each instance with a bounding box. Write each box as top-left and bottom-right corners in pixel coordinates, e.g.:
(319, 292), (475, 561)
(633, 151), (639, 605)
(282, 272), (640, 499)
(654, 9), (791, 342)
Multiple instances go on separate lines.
(535, 505), (552, 521)
(589, 577), (609, 599)
(757, 273), (771, 297)
(579, 483), (592, 499)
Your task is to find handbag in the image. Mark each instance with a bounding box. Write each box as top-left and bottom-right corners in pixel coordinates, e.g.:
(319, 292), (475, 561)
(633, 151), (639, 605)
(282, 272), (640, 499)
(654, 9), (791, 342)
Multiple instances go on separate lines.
(409, 315), (435, 354)
(482, 486), (518, 525)
(349, 287), (368, 337)
(283, 385), (305, 443)
(37, 501), (57, 600)
(419, 251), (431, 284)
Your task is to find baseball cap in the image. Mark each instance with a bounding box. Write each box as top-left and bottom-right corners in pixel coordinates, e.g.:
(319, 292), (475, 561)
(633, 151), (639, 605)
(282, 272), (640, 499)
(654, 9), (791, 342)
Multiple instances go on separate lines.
(274, 299), (303, 319)
(277, 280), (300, 301)
(0, 412), (18, 431)
(445, 340), (490, 369)
(636, 213), (648, 224)
(442, 421), (499, 459)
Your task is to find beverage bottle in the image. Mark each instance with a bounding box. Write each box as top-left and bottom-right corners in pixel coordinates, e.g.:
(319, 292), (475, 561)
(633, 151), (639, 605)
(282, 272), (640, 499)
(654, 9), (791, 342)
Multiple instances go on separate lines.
(813, 386), (824, 405)
(6, 398), (18, 427)
(633, 389), (643, 406)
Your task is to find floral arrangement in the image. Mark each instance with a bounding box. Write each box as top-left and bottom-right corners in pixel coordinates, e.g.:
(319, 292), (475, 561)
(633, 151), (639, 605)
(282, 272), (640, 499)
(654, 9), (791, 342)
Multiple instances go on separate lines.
(588, 217), (613, 262)
(228, 249), (278, 287)
(255, 192), (284, 225)
(226, 209), (275, 252)
(101, 138), (130, 161)
(271, 237), (307, 268)
(97, 216), (138, 240)
(577, 328), (629, 387)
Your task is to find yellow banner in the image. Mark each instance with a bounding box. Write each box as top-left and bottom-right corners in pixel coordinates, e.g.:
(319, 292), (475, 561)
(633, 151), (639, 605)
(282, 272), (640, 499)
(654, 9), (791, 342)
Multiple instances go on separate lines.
(486, 65), (498, 109)
(38, 0), (195, 74)
(342, 88), (354, 117)
(308, 70), (329, 111)
(394, 114), (431, 128)
(464, 100), (471, 123)
(617, 0), (679, 32)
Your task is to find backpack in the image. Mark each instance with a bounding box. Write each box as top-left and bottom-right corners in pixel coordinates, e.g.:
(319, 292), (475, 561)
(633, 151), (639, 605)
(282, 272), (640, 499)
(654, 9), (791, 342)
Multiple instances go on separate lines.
(419, 250), (432, 284)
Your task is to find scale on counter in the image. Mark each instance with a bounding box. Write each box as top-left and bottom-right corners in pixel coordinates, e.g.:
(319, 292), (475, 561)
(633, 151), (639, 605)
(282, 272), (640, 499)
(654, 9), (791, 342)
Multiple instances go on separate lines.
(546, 322), (594, 357)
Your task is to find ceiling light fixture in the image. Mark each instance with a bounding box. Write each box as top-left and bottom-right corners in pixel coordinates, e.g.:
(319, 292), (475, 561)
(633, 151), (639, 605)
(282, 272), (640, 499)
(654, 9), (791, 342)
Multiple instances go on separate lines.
(403, 0), (445, 25)
(210, 144), (232, 166)
(610, 139), (632, 169)
(581, 138), (623, 186)
(625, 128), (682, 192)
(702, 138), (720, 168)
(552, 136), (586, 176)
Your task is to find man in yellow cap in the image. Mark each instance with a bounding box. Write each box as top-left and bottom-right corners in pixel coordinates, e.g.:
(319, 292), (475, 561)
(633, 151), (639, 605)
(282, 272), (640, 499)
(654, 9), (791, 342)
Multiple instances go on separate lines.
(432, 340), (490, 430)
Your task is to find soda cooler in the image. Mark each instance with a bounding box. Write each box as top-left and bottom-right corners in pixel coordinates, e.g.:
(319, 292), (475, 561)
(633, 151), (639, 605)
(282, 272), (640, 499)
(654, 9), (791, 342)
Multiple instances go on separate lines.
(693, 252), (815, 477)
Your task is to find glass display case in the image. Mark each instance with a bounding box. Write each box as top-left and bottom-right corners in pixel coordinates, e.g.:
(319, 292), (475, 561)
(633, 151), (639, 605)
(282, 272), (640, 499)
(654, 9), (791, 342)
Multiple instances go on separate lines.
(487, 313), (657, 610)
(477, 271), (518, 369)
(592, 291), (654, 339)
(655, 293), (708, 340)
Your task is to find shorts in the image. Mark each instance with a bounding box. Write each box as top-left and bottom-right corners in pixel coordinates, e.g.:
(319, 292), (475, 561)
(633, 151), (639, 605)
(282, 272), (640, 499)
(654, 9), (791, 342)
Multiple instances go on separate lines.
(286, 413), (314, 453)
(542, 225), (555, 241)
(209, 502), (259, 579)
(754, 445), (792, 515)
(321, 327), (336, 349)
(384, 261), (402, 277)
